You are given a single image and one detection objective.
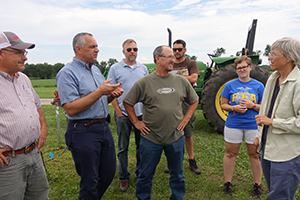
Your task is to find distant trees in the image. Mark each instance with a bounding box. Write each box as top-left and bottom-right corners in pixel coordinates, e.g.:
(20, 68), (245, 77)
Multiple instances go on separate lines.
(24, 44), (272, 79)
(107, 58), (118, 68)
(185, 54), (197, 61)
(213, 47), (226, 57)
(263, 44), (271, 57)
(23, 58), (118, 79)
(94, 58), (118, 74)
(236, 51), (242, 56)
(94, 61), (107, 74)
(234, 44), (270, 57)
(53, 63), (65, 74)
(254, 50), (262, 56)
(23, 63), (54, 79)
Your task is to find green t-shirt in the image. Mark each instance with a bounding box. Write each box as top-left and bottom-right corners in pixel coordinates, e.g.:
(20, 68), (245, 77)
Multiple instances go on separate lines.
(123, 72), (199, 145)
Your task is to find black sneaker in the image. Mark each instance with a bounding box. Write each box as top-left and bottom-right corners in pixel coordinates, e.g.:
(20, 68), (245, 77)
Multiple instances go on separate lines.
(251, 183), (262, 198)
(224, 181), (233, 196)
(188, 159), (201, 174)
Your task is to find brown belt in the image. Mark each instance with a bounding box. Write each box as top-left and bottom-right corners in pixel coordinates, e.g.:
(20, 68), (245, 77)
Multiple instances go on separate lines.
(3, 142), (36, 157)
(69, 118), (105, 127)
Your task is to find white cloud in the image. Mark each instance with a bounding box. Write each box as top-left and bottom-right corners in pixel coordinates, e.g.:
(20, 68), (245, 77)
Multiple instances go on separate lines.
(171, 0), (202, 10)
(1, 0), (300, 65)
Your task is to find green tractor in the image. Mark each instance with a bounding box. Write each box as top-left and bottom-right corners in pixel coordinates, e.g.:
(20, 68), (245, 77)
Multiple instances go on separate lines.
(142, 19), (270, 133)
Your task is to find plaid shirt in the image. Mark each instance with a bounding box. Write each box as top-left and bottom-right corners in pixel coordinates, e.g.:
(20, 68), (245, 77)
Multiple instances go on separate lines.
(0, 71), (41, 149)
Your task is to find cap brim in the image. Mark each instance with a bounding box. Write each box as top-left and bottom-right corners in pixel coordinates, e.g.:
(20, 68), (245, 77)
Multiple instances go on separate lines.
(11, 42), (35, 50)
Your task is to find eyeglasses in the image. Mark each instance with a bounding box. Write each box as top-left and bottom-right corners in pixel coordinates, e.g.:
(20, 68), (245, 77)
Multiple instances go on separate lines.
(159, 55), (175, 60)
(126, 48), (138, 52)
(173, 48), (183, 52)
(236, 65), (249, 71)
(2, 48), (28, 57)
(269, 52), (282, 58)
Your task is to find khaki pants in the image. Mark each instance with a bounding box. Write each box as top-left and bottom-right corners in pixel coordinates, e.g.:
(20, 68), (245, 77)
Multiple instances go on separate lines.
(0, 148), (49, 200)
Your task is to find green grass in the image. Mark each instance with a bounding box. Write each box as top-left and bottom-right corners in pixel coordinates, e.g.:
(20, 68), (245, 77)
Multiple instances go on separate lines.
(30, 78), (56, 87)
(30, 78), (57, 98)
(35, 78), (298, 199)
(34, 87), (58, 98)
(40, 105), (300, 200)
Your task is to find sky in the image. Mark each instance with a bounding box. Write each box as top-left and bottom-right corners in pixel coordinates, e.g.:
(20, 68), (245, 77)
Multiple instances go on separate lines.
(1, 0), (300, 66)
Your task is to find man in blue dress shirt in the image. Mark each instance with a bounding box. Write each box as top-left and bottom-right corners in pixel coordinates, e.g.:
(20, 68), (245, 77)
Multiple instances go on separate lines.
(56, 32), (123, 200)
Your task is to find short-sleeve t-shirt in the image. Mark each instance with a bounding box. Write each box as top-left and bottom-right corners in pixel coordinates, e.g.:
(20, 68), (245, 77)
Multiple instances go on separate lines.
(123, 72), (199, 145)
(172, 59), (199, 79)
(221, 78), (264, 130)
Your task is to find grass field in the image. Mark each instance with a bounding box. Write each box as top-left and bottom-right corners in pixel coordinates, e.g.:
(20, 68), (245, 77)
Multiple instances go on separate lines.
(35, 78), (299, 199)
(31, 78), (56, 87)
(31, 78), (57, 98)
(40, 104), (300, 200)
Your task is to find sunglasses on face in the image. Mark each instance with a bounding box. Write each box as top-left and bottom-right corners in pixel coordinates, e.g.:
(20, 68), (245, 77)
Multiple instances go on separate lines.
(126, 48), (138, 52)
(173, 48), (183, 52)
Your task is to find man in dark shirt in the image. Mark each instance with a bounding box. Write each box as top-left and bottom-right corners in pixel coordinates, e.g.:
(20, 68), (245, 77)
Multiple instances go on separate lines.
(165, 39), (201, 175)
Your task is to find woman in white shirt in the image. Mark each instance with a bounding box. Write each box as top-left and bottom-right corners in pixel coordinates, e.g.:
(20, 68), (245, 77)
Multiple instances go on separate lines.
(254, 37), (300, 200)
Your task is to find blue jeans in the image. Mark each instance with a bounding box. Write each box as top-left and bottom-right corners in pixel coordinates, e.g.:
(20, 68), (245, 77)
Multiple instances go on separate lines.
(116, 115), (142, 181)
(65, 120), (116, 200)
(261, 145), (300, 200)
(136, 136), (185, 200)
(0, 148), (49, 200)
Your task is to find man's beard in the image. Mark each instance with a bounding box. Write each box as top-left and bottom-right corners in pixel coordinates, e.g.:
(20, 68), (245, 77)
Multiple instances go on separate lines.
(175, 53), (183, 60)
(129, 56), (136, 62)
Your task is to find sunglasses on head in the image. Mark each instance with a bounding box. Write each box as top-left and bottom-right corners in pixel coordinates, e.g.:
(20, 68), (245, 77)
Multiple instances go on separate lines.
(173, 48), (183, 52)
(126, 48), (138, 52)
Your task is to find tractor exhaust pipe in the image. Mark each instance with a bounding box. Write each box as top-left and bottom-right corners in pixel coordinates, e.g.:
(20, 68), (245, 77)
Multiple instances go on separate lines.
(167, 28), (172, 48)
(242, 19), (257, 55)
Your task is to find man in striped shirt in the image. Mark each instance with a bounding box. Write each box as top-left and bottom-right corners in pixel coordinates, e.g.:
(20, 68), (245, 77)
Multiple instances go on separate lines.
(0, 31), (49, 200)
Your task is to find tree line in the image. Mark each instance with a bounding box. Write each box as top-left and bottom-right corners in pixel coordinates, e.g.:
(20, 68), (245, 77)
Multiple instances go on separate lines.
(23, 45), (271, 79)
(213, 44), (271, 57)
(23, 58), (118, 79)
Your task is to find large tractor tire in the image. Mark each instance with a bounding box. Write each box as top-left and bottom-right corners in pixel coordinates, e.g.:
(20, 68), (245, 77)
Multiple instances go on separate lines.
(201, 64), (270, 133)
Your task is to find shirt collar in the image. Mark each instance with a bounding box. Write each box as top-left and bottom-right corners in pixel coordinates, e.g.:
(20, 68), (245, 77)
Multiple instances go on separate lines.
(275, 66), (300, 84)
(73, 57), (93, 70)
(122, 59), (138, 68)
(0, 70), (20, 81)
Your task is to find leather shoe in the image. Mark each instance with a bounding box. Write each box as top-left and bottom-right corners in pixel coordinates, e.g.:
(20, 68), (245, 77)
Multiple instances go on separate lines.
(164, 165), (170, 173)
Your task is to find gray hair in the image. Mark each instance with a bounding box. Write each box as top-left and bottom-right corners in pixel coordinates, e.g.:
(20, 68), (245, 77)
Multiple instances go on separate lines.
(72, 32), (93, 53)
(153, 45), (168, 63)
(271, 37), (300, 66)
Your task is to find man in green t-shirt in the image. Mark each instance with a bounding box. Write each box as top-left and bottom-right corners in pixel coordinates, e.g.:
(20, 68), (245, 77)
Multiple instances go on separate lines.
(123, 45), (199, 199)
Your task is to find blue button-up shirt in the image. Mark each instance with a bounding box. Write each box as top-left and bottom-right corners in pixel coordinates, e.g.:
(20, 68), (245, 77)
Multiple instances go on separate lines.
(107, 59), (148, 117)
(56, 57), (108, 120)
